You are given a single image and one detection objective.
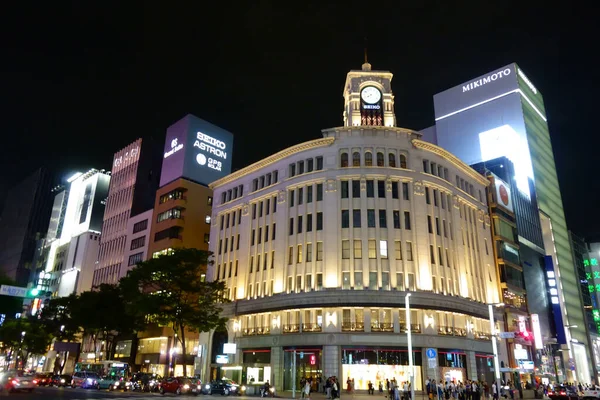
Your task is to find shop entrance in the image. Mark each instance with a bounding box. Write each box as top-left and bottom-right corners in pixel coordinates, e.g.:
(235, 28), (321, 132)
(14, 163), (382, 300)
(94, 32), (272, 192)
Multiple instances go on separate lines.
(283, 348), (322, 391)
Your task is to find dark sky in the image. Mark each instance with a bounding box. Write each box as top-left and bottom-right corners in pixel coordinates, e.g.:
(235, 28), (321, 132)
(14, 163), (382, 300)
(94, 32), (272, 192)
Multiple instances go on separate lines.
(1, 2), (597, 237)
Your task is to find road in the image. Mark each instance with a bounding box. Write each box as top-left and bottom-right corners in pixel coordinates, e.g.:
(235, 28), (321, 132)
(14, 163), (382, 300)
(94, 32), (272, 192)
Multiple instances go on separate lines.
(0, 386), (199, 399)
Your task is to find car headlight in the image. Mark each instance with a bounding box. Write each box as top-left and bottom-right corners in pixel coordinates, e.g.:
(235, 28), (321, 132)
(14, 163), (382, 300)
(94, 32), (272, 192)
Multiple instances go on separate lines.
(61, 379), (66, 383)
(231, 386), (237, 391)
(205, 384), (211, 389)
(241, 385), (247, 391)
(184, 384), (190, 389)
(270, 387), (275, 393)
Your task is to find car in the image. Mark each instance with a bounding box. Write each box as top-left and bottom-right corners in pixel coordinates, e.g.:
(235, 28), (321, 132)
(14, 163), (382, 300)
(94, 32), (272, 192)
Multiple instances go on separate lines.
(204, 378), (240, 396)
(159, 377), (201, 396)
(34, 372), (53, 386)
(97, 375), (131, 391)
(548, 385), (579, 400)
(51, 374), (73, 387)
(0, 370), (35, 393)
(71, 371), (100, 389)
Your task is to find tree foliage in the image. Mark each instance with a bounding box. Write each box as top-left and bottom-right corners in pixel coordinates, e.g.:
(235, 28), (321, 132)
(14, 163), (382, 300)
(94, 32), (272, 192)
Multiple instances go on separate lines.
(120, 248), (229, 376)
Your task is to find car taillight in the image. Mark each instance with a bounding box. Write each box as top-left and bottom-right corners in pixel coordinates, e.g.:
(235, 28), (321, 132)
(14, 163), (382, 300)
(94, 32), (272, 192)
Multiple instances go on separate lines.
(560, 392), (566, 395)
(33, 380), (38, 384)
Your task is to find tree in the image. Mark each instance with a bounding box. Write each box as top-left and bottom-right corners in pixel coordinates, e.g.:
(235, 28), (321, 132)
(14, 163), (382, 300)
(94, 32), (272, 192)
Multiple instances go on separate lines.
(0, 317), (53, 369)
(120, 248), (229, 376)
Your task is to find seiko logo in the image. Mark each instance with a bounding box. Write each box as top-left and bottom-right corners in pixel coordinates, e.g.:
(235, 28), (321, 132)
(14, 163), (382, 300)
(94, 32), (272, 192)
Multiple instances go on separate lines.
(363, 104), (381, 110)
(462, 68), (512, 92)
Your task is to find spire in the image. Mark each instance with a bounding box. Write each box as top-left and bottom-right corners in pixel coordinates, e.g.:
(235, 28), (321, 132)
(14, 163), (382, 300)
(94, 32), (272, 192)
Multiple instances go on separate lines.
(362, 38), (372, 71)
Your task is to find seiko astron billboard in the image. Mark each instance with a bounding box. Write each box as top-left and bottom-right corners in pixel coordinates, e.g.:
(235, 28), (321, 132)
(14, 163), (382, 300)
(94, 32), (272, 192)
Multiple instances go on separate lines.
(160, 114), (234, 187)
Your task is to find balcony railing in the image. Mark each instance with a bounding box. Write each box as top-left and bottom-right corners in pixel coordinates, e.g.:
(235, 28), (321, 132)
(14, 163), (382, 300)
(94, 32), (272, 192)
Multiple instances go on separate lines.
(302, 323), (323, 332)
(283, 324), (300, 333)
(473, 331), (491, 341)
(437, 326), (468, 337)
(399, 323), (422, 333)
(371, 323), (394, 332)
(341, 322), (365, 332)
(242, 326), (270, 336)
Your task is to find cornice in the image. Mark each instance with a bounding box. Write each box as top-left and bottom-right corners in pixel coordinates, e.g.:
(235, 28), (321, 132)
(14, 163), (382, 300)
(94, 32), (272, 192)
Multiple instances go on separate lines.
(411, 139), (489, 186)
(209, 137), (335, 189)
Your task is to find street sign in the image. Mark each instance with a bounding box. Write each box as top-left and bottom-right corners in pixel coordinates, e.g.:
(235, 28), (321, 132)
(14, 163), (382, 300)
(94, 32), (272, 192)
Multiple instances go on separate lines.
(426, 348), (437, 359)
(499, 332), (515, 339)
(0, 285), (28, 298)
(428, 358), (437, 369)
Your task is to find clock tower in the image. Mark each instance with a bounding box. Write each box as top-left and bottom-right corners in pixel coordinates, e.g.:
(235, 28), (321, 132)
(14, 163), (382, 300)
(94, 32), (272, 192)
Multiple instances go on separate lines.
(343, 61), (396, 127)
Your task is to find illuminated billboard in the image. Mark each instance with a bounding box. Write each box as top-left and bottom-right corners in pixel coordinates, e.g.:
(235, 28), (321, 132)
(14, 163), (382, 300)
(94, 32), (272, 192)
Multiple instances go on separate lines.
(160, 114), (234, 187)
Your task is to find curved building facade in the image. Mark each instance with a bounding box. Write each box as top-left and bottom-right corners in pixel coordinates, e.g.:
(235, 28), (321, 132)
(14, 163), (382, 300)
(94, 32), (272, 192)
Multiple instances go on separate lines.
(203, 64), (501, 391)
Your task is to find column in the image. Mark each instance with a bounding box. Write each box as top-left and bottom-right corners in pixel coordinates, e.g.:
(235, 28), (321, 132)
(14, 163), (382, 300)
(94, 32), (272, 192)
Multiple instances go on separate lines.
(323, 345), (340, 380)
(271, 346), (283, 392)
(465, 350), (478, 381)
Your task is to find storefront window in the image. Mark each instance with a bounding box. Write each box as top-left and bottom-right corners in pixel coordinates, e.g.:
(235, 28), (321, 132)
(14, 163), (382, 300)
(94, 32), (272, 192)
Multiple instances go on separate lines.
(114, 340), (132, 358)
(283, 349), (322, 390)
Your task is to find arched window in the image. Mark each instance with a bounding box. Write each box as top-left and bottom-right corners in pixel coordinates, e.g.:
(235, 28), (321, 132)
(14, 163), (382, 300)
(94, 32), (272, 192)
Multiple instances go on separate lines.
(377, 152), (384, 167)
(399, 154), (408, 169)
(352, 152), (361, 167)
(388, 153), (396, 168)
(365, 152), (373, 166)
(341, 153), (349, 168)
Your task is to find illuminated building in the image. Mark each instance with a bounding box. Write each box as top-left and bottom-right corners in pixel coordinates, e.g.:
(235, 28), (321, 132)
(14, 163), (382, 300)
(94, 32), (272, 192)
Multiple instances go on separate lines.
(93, 138), (161, 286)
(202, 63), (501, 391)
(580, 242), (600, 383)
(137, 114), (233, 376)
(425, 63), (591, 383)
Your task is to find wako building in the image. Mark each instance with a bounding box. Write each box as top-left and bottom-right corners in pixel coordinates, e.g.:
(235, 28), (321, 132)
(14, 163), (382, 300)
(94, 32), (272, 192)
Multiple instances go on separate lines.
(424, 63), (591, 383)
(204, 63), (501, 391)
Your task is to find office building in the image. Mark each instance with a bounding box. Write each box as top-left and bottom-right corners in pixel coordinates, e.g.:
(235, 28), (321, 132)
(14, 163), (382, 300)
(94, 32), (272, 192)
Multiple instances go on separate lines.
(201, 63), (501, 391)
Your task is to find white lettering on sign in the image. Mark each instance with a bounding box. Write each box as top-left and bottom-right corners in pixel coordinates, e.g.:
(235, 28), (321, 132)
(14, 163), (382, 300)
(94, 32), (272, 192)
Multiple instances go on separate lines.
(164, 138), (184, 159)
(462, 68), (512, 92)
(0, 285), (28, 298)
(194, 131), (228, 160)
(517, 69), (537, 94)
(363, 104), (381, 110)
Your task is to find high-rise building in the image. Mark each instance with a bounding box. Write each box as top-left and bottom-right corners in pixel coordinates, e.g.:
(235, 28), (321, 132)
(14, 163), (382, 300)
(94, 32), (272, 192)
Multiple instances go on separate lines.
(425, 63), (590, 382)
(93, 138), (161, 286)
(200, 63), (501, 391)
(137, 114), (234, 376)
(0, 168), (54, 286)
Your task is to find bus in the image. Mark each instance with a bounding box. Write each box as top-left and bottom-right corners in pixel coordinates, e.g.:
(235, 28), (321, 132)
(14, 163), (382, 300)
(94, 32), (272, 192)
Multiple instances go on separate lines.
(74, 361), (130, 378)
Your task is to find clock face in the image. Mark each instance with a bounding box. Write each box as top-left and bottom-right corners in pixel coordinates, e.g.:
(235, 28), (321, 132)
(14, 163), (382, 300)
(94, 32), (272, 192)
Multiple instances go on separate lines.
(361, 86), (381, 104)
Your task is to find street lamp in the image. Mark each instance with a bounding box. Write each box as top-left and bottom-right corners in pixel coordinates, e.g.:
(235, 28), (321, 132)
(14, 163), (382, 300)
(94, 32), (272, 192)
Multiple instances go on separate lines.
(488, 303), (504, 399)
(406, 293), (415, 400)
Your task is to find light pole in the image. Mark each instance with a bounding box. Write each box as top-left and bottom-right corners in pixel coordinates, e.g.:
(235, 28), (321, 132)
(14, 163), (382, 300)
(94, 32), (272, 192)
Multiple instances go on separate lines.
(406, 293), (414, 400)
(488, 303), (503, 400)
(20, 331), (26, 369)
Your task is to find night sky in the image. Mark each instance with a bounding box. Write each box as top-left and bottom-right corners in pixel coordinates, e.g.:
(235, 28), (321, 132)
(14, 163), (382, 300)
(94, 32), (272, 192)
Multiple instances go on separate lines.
(2, 3), (597, 238)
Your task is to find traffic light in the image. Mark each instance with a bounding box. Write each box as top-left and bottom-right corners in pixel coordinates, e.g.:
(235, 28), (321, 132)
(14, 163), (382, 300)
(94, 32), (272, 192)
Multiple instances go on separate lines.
(27, 288), (51, 298)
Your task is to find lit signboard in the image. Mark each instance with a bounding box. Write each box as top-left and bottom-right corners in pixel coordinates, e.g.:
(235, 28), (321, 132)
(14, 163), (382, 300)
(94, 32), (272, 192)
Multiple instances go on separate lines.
(216, 355), (229, 364)
(490, 173), (513, 212)
(223, 343), (237, 354)
(160, 114), (234, 187)
(531, 314), (543, 350)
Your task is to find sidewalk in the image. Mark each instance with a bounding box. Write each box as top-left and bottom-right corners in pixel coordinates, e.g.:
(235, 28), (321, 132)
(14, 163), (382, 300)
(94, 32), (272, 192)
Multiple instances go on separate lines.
(276, 391), (430, 400)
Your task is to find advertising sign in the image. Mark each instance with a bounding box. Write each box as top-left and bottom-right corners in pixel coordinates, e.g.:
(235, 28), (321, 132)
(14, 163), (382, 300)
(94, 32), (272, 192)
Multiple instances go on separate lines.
(216, 355), (229, 364)
(223, 343), (237, 354)
(531, 314), (544, 350)
(491, 173), (513, 212)
(160, 114), (234, 187)
(434, 64), (518, 121)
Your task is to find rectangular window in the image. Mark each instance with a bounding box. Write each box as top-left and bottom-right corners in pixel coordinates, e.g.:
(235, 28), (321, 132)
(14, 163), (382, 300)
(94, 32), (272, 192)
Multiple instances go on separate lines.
(157, 208), (182, 223)
(235, 260), (239, 276)
(369, 272), (378, 290)
(316, 242), (323, 261)
(265, 226), (269, 242)
(435, 217), (440, 235)
(271, 251), (275, 269)
(438, 247), (444, 266)
(395, 240), (402, 260)
(130, 236), (145, 250)
(251, 229), (256, 246)
(316, 273), (323, 290)
(366, 180), (375, 197)
(297, 216), (303, 234)
(367, 209), (376, 228)
(352, 180), (360, 198)
(377, 180), (385, 198)
(307, 158), (314, 172)
(289, 218), (294, 235)
(425, 187), (431, 204)
(441, 192), (446, 209)
(273, 199), (277, 213)
(290, 164), (296, 177)
(306, 243), (313, 262)
(259, 202), (263, 217)
(353, 209), (362, 228)
(354, 271), (363, 289)
(128, 252), (144, 266)
(392, 182), (399, 199)
(306, 213), (313, 232)
(316, 184), (323, 201)
(433, 189), (438, 206)
(368, 239), (377, 259)
(289, 189), (295, 207)
(406, 241), (413, 261)
(354, 239), (362, 258)
(446, 249), (451, 268)
(287, 277), (293, 293)
(316, 156), (323, 170)
(393, 211), (400, 229)
(305, 274), (312, 291)
(298, 161), (304, 174)
(257, 254), (261, 271)
(307, 186), (313, 203)
(379, 210), (387, 228)
(397, 272), (404, 291)
(341, 210), (350, 228)
(296, 275), (302, 292)
(407, 273), (415, 291)
(443, 220), (448, 237)
(342, 272), (351, 289)
(430, 245), (436, 264)
(381, 272), (390, 290)
(380, 240), (388, 258)
(252, 204), (257, 219)
(402, 182), (409, 200)
(272, 223), (276, 240)
(288, 246), (293, 265)
(341, 181), (349, 198)
(427, 215), (433, 234)
(316, 212), (323, 230)
(132, 219), (148, 233)
(342, 240), (350, 259)
(297, 245), (303, 263)
(257, 228), (262, 244)
(404, 211), (411, 230)
(250, 256), (254, 273)
(298, 187), (303, 205)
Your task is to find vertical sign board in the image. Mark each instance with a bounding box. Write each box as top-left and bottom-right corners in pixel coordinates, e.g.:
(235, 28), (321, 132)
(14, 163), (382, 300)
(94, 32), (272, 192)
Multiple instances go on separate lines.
(545, 256), (566, 345)
(530, 314), (544, 350)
